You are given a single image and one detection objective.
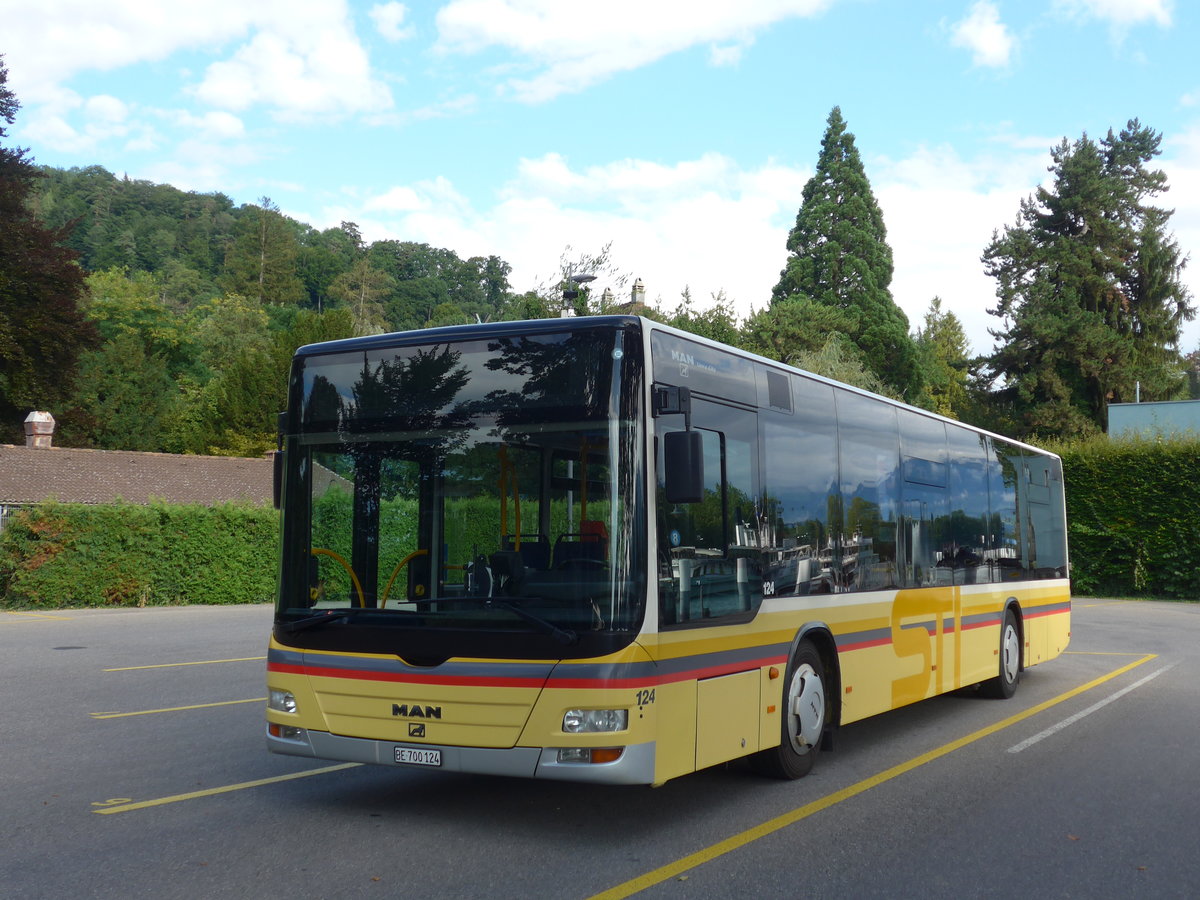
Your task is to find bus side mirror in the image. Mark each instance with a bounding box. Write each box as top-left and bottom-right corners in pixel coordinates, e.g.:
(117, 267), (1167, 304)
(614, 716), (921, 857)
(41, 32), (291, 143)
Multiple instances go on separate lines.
(664, 430), (704, 504)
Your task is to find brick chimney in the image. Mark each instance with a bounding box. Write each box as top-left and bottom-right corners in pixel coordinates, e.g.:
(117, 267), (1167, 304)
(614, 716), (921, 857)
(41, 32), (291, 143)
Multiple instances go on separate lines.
(24, 411), (55, 449)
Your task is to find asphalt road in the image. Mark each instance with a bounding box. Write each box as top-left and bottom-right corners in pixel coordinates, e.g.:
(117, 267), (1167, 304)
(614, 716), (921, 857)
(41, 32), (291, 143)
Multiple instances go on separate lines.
(1, 598), (1197, 899)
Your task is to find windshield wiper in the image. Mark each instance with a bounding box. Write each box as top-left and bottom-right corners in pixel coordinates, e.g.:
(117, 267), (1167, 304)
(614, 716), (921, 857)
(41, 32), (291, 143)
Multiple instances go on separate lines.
(281, 608), (365, 634)
(489, 599), (578, 646)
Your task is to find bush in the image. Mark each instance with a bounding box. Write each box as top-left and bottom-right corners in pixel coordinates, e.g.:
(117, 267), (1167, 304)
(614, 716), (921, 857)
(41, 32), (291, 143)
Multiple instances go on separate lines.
(0, 501), (278, 608)
(5, 436), (1197, 606)
(1054, 435), (1200, 599)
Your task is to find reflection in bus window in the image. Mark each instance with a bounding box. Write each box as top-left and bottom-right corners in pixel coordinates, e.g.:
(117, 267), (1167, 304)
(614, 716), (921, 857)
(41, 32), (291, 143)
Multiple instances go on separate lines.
(989, 438), (1023, 580)
(898, 410), (948, 588)
(944, 427), (992, 584)
(836, 391), (900, 591)
(760, 376), (838, 596)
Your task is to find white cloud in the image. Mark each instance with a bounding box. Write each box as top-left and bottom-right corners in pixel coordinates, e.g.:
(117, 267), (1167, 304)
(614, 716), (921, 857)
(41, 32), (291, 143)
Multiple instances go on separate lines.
(710, 38), (754, 67)
(433, 0), (835, 102)
(313, 152), (808, 316)
(1161, 125), (1200, 351)
(191, 14), (394, 120)
(20, 115), (89, 153)
(366, 185), (429, 212)
(1, 1), (257, 103)
(1053, 0), (1173, 28)
(139, 135), (265, 194)
(949, 1), (1017, 68)
(305, 144), (1112, 356)
(874, 143), (1050, 353)
(84, 95), (129, 123)
(370, 2), (416, 41)
(171, 110), (247, 140)
(2, 1), (393, 120)
(21, 92), (142, 154)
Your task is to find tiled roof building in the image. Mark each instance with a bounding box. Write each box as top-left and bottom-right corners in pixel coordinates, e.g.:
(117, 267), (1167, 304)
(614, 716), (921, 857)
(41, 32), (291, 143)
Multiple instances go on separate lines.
(0, 412), (273, 531)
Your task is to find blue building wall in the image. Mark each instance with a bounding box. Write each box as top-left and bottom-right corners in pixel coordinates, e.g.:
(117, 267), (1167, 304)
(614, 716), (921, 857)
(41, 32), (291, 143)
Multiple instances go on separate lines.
(1108, 399), (1200, 437)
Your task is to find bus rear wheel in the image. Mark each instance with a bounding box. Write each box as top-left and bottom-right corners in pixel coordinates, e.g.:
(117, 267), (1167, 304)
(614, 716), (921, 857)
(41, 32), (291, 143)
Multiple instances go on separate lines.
(752, 639), (826, 779)
(981, 608), (1021, 699)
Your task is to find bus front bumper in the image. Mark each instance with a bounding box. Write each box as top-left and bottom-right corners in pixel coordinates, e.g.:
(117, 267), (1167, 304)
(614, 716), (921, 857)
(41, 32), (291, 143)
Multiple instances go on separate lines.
(266, 727), (657, 785)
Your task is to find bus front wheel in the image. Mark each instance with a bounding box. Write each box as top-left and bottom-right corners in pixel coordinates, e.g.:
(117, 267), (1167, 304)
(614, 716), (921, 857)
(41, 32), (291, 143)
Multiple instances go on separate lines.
(752, 639), (826, 779)
(981, 608), (1021, 699)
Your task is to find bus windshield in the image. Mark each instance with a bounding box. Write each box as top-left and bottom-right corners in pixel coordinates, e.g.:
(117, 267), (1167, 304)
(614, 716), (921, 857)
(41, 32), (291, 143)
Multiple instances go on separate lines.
(274, 324), (646, 662)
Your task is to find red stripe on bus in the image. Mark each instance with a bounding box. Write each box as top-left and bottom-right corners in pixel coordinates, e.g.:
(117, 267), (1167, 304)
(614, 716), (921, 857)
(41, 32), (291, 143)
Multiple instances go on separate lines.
(557, 654), (792, 690)
(1023, 606), (1069, 620)
(837, 636), (892, 652)
(269, 653), (790, 691)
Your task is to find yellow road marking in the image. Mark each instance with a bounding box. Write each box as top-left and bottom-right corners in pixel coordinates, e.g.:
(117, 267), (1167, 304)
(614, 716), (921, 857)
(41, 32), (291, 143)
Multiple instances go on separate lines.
(588, 653), (1159, 900)
(1, 611), (72, 621)
(104, 656), (266, 672)
(90, 698), (266, 719)
(92, 763), (361, 815)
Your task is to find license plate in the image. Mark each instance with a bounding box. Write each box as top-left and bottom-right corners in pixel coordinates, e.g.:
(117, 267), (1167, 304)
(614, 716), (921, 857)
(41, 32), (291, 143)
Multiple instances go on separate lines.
(394, 746), (442, 767)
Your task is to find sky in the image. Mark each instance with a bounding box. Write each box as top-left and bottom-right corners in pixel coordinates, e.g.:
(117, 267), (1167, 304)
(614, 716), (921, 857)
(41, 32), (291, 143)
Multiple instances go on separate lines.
(3, 0), (1199, 356)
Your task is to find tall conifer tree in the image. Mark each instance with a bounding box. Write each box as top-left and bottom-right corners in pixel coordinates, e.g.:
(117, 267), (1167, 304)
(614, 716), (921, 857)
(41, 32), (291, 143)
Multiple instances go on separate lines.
(768, 106), (921, 398)
(915, 297), (970, 419)
(983, 120), (1193, 436)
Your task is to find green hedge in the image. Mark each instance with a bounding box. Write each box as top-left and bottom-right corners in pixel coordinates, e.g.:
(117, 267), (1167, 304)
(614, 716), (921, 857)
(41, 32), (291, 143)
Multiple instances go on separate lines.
(4, 437), (1197, 607)
(0, 501), (278, 608)
(1058, 436), (1200, 599)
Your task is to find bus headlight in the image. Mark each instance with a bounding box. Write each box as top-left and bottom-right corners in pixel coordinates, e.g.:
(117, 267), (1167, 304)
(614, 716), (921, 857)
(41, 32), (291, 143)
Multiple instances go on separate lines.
(562, 708), (628, 733)
(269, 689), (297, 713)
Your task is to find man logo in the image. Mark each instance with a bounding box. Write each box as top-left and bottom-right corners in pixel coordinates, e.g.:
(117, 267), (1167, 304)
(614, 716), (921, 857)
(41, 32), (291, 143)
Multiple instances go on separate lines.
(408, 722), (425, 738)
(392, 703), (442, 719)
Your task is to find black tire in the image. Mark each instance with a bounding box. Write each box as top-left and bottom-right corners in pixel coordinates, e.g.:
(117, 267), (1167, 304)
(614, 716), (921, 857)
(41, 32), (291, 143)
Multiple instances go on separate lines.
(752, 639), (826, 779)
(981, 608), (1021, 699)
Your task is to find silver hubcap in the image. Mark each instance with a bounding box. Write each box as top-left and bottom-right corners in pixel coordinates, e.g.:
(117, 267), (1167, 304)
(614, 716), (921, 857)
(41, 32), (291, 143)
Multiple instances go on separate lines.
(1001, 622), (1020, 683)
(786, 662), (824, 753)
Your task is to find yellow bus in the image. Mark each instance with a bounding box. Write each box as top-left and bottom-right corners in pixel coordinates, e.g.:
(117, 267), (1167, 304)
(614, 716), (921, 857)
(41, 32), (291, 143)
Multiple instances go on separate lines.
(266, 316), (1070, 784)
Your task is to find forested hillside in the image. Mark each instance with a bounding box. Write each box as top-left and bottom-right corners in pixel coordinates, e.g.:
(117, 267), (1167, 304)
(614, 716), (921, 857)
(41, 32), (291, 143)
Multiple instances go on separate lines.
(15, 165), (567, 454)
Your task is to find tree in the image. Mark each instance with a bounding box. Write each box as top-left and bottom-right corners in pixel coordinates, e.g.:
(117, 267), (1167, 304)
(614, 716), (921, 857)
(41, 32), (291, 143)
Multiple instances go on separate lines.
(60, 268), (201, 449)
(915, 297), (970, 419)
(0, 55), (97, 440)
(367, 241), (503, 329)
(474, 254), (512, 316)
(662, 288), (743, 346)
(221, 197), (306, 305)
(770, 106), (922, 399)
(329, 256), (394, 335)
(983, 120), (1194, 436)
(743, 295), (862, 367)
(296, 221), (362, 310)
(165, 298), (355, 456)
(71, 331), (175, 450)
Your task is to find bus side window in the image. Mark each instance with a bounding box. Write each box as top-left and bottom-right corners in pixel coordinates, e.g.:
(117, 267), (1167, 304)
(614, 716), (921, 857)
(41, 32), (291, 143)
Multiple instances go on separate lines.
(759, 376), (837, 598)
(657, 400), (762, 626)
(835, 391), (901, 592)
